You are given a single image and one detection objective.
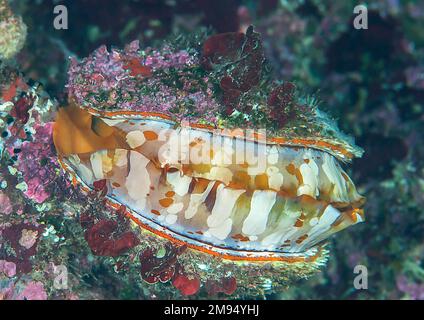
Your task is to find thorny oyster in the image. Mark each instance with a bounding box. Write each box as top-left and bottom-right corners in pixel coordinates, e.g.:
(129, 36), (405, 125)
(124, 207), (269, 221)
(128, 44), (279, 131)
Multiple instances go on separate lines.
(52, 27), (365, 295)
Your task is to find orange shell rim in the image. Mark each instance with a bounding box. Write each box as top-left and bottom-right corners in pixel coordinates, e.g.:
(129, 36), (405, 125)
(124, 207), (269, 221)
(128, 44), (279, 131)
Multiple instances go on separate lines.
(82, 106), (356, 161)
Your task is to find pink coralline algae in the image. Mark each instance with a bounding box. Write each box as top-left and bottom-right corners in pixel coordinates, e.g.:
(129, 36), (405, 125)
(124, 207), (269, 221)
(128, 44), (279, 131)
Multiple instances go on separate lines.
(66, 40), (221, 123)
(18, 228), (39, 250)
(15, 281), (48, 300)
(0, 192), (13, 215)
(2, 223), (43, 274)
(396, 275), (424, 300)
(144, 46), (194, 71)
(17, 122), (58, 204)
(0, 260), (17, 278)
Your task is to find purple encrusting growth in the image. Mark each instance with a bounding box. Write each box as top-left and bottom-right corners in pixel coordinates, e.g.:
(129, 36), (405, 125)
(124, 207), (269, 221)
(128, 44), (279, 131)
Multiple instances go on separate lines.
(67, 40), (221, 123)
(65, 35), (363, 161)
(17, 122), (58, 204)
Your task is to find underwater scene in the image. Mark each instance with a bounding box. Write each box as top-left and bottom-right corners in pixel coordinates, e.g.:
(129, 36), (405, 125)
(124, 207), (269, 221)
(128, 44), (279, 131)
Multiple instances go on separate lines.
(0, 0), (423, 302)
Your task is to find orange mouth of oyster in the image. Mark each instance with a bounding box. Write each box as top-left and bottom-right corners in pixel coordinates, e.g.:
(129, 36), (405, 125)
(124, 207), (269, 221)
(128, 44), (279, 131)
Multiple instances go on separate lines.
(54, 106), (365, 262)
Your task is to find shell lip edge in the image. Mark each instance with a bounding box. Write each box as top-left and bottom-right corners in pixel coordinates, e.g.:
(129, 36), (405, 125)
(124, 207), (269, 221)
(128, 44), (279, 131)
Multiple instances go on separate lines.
(58, 154), (330, 264)
(68, 103), (362, 162)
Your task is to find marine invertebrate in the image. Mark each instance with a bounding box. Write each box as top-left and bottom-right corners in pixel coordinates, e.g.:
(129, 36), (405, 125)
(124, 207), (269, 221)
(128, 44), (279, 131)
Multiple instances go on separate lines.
(0, 0), (27, 60)
(53, 27), (365, 295)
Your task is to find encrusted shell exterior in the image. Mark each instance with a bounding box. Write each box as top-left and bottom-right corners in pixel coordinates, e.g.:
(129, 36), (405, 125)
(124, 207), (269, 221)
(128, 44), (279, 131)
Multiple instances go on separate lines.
(54, 29), (365, 294)
(66, 30), (363, 162)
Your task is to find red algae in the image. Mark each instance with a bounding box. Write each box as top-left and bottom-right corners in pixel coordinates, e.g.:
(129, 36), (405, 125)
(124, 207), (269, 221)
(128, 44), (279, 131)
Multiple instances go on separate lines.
(172, 274), (201, 296)
(84, 219), (140, 257)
